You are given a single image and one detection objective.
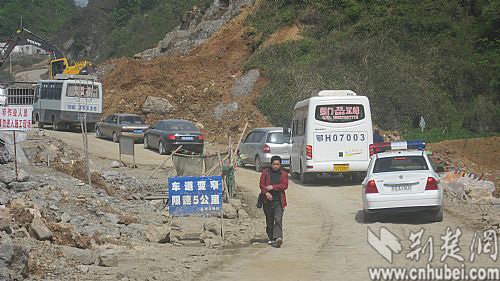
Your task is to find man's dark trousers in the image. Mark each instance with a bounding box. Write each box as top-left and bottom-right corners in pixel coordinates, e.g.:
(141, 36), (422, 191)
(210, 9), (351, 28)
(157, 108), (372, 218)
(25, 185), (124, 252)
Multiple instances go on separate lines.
(263, 200), (284, 240)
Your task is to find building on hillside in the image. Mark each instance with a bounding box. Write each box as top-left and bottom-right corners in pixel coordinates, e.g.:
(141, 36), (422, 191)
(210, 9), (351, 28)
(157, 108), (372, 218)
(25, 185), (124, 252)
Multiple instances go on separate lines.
(0, 43), (49, 56)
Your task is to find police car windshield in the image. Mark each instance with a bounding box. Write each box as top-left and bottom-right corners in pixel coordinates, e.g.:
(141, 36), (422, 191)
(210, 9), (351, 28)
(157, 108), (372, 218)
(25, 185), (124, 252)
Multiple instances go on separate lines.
(373, 156), (428, 173)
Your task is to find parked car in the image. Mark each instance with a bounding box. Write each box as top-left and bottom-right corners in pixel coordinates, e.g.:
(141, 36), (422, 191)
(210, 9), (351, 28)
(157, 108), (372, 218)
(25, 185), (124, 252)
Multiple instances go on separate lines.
(95, 113), (149, 143)
(144, 119), (204, 155)
(238, 127), (291, 172)
(362, 141), (443, 222)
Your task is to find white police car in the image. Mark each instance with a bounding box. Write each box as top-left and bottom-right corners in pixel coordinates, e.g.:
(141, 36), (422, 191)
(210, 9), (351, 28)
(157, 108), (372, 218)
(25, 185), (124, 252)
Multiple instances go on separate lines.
(362, 141), (443, 222)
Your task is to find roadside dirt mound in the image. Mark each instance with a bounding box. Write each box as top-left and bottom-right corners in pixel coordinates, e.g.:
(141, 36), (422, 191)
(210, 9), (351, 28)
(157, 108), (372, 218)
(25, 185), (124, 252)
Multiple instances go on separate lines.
(428, 136), (499, 188)
(101, 3), (270, 143)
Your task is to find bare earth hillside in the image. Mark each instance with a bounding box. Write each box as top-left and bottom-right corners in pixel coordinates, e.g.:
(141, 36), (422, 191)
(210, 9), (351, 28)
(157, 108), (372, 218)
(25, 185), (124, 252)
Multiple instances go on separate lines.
(101, 3), (270, 143)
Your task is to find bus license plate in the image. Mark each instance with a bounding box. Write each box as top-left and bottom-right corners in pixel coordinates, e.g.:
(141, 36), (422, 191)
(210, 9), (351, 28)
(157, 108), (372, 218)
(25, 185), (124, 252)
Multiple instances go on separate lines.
(133, 130), (143, 134)
(334, 164), (349, 172)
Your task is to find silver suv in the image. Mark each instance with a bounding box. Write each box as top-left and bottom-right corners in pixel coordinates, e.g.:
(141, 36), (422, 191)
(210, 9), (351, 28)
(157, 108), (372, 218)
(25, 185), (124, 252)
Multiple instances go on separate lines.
(238, 127), (291, 172)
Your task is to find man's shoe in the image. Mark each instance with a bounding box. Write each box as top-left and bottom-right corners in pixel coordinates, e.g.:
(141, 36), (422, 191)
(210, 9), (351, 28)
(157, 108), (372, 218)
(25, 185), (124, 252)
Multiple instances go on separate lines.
(268, 239), (274, 245)
(275, 238), (283, 248)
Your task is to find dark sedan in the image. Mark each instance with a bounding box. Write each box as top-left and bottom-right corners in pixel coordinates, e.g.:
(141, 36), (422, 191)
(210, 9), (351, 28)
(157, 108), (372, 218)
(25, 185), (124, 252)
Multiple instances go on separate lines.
(95, 113), (149, 143)
(144, 119), (204, 155)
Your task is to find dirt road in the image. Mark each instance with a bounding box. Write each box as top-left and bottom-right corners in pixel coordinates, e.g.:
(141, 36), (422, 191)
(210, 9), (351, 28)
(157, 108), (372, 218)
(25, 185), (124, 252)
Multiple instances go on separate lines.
(35, 128), (499, 280)
(42, 128), (170, 166)
(14, 67), (47, 81)
(198, 168), (499, 281)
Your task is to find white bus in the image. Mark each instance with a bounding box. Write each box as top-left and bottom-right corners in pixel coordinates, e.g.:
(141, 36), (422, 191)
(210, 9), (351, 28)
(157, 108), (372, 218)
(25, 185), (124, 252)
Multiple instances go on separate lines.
(289, 90), (373, 184)
(32, 78), (102, 130)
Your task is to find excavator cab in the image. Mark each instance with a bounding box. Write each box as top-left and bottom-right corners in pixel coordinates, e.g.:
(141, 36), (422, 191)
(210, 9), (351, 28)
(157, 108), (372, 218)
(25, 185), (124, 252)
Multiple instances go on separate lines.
(1, 25), (96, 80)
(50, 58), (67, 79)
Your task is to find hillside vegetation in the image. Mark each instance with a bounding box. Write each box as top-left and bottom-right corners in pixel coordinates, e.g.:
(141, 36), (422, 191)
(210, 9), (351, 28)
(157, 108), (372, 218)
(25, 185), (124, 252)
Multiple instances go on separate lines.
(244, 0), (499, 134)
(0, 0), (211, 62)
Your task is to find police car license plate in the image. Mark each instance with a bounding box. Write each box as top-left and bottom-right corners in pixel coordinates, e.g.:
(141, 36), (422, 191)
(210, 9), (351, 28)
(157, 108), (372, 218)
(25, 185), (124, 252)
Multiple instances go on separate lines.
(281, 159), (290, 165)
(391, 184), (412, 192)
(334, 164), (349, 172)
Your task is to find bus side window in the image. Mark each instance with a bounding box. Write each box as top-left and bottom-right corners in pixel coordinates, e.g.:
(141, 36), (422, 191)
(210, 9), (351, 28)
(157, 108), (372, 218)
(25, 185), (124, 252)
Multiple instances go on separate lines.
(54, 83), (62, 100)
(34, 87), (40, 103)
(40, 85), (48, 99)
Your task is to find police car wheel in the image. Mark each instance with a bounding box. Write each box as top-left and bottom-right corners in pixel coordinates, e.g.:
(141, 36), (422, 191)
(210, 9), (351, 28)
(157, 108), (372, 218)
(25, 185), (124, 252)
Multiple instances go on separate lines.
(433, 207), (443, 222)
(363, 209), (375, 223)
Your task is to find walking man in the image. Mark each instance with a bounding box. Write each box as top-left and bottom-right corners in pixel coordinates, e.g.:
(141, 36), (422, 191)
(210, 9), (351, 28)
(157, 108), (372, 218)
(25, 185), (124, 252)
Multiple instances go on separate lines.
(259, 155), (288, 248)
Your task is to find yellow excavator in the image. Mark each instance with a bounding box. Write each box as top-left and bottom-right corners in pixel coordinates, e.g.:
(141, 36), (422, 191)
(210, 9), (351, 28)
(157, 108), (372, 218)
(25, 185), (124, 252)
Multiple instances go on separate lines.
(0, 25), (96, 79)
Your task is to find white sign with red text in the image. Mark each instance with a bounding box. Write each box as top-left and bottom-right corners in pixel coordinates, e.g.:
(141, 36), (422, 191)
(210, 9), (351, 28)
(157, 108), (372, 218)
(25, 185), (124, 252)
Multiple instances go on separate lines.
(0, 106), (33, 131)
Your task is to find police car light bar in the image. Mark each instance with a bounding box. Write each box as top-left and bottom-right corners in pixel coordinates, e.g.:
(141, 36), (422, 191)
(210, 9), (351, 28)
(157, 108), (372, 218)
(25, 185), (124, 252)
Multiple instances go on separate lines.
(369, 141), (426, 156)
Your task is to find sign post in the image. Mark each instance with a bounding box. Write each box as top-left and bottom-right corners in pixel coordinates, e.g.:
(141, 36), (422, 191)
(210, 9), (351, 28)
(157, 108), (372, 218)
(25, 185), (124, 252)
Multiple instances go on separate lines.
(0, 105), (33, 177)
(168, 176), (224, 237)
(119, 136), (136, 168)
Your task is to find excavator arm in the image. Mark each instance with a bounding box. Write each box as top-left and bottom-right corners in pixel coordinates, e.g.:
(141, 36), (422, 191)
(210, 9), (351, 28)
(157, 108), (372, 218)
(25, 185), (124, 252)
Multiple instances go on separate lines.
(0, 26), (64, 67)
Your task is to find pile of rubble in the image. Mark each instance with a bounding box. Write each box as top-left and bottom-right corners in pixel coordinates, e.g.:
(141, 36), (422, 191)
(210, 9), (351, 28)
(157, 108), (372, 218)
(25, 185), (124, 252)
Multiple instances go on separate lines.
(441, 172), (499, 205)
(0, 133), (263, 280)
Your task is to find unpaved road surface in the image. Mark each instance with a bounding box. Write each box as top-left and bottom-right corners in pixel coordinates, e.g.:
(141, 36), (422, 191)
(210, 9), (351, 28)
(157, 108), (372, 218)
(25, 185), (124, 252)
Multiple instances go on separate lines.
(198, 168), (499, 281)
(42, 128), (223, 167)
(42, 128), (168, 166)
(35, 129), (499, 280)
(14, 67), (47, 82)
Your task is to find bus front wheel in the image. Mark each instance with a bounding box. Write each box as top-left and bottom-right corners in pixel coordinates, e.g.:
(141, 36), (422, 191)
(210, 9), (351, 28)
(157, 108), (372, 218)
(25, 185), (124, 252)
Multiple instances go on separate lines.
(52, 116), (61, 131)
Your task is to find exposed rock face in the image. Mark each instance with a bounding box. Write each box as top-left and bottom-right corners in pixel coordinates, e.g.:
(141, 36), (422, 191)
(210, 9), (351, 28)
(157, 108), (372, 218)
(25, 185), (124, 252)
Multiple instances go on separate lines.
(231, 69), (260, 97)
(142, 96), (175, 114)
(135, 0), (256, 59)
(213, 102), (239, 119)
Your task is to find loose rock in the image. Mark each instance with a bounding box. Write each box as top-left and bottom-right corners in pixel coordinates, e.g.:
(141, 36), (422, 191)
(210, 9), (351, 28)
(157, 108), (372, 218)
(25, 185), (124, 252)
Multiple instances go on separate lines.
(237, 209), (249, 219)
(29, 218), (52, 241)
(145, 224), (171, 243)
(60, 246), (96, 265)
(223, 203), (237, 219)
